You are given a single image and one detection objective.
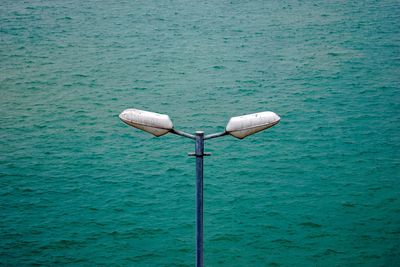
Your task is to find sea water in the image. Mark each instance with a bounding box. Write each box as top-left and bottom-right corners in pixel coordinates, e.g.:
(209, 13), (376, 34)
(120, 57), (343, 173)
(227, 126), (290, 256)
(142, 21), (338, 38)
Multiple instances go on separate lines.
(1, 0), (399, 266)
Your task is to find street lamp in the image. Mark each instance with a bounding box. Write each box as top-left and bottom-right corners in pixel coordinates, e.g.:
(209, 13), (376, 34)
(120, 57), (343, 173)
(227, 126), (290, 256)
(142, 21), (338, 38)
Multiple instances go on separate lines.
(119, 108), (280, 267)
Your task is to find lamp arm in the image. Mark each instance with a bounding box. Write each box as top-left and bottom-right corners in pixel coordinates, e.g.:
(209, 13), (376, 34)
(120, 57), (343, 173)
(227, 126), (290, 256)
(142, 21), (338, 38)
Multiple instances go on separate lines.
(204, 131), (228, 140)
(170, 129), (196, 140)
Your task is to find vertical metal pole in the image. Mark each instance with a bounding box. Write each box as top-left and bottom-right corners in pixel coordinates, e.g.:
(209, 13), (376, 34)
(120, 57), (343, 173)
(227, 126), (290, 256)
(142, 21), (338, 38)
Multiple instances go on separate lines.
(195, 131), (204, 267)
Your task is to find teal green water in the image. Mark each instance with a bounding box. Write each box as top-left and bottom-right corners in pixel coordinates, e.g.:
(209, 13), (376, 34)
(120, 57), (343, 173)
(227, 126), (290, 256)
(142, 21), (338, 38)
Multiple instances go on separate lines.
(1, 0), (399, 266)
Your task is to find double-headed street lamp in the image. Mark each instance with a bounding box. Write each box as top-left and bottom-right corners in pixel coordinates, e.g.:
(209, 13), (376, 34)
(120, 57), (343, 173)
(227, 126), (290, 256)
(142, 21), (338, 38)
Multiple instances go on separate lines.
(119, 108), (280, 267)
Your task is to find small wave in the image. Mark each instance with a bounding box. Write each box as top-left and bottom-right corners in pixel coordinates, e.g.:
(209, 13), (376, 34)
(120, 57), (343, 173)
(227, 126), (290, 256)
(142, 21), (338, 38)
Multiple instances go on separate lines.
(298, 222), (322, 228)
(212, 65), (225, 70)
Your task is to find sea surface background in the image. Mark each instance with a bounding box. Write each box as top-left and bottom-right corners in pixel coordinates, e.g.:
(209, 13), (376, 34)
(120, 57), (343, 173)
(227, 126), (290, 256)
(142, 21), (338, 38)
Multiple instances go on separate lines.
(1, 0), (399, 266)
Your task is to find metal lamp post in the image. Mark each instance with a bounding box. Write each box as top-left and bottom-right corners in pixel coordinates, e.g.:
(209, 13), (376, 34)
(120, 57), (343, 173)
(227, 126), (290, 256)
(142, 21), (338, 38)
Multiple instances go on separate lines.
(119, 108), (280, 267)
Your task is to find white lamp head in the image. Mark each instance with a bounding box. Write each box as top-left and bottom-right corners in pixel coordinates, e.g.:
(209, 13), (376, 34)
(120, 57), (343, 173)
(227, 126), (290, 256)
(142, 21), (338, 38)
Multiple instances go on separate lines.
(226, 111), (280, 139)
(119, 108), (173, 137)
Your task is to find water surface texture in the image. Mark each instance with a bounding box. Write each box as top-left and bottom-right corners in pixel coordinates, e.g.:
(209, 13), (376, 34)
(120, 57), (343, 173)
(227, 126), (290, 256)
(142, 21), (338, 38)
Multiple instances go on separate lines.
(1, 0), (399, 266)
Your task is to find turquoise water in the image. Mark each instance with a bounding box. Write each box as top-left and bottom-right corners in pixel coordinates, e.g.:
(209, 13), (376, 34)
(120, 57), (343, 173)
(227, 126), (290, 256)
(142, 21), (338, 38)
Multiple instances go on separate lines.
(1, 0), (399, 266)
